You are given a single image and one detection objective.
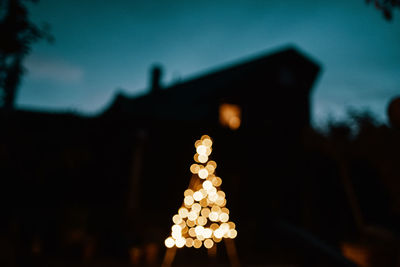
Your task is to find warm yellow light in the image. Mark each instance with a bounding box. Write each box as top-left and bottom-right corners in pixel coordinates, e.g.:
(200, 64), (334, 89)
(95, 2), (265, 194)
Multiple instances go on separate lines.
(165, 135), (237, 251)
(186, 219), (195, 228)
(219, 103), (241, 130)
(219, 213), (229, 223)
(220, 223), (229, 230)
(212, 236), (222, 243)
(215, 197), (225, 206)
(184, 195), (194, 206)
(165, 237), (175, 248)
(200, 198), (208, 207)
(194, 153), (200, 163)
(204, 239), (214, 249)
(202, 138), (212, 147)
(202, 180), (213, 190)
(197, 234), (205, 241)
(195, 140), (202, 148)
(172, 215), (182, 224)
(184, 189), (194, 197)
(198, 154), (208, 164)
(188, 228), (196, 237)
(203, 228), (212, 239)
(208, 193), (218, 202)
(211, 205), (221, 213)
(178, 207), (189, 218)
(198, 169), (209, 179)
(197, 216), (207, 226)
(207, 186), (217, 195)
(205, 164), (215, 174)
(172, 231), (181, 240)
(188, 211), (198, 221)
(213, 229), (223, 239)
(209, 212), (219, 222)
(210, 223), (219, 231)
(201, 135), (211, 141)
(214, 177), (222, 187)
(201, 207), (211, 217)
(193, 191), (203, 201)
(199, 189), (207, 198)
(191, 203), (201, 213)
(196, 145), (207, 155)
(208, 160), (217, 168)
(221, 208), (229, 215)
(205, 147), (212, 156)
(185, 238), (194, 248)
(176, 237), (186, 248)
(172, 224), (181, 232)
(190, 164), (200, 174)
(193, 239), (202, 248)
(195, 226), (205, 236)
(228, 229), (237, 239)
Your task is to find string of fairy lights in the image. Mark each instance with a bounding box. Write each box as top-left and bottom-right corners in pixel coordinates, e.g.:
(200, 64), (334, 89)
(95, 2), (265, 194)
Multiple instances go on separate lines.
(164, 135), (237, 249)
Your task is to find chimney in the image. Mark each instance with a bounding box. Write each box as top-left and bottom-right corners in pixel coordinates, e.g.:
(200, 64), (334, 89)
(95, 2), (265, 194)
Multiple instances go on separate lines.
(150, 65), (162, 94)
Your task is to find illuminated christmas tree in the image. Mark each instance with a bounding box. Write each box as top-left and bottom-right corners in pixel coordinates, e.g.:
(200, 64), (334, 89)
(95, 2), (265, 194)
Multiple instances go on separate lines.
(164, 135), (237, 250)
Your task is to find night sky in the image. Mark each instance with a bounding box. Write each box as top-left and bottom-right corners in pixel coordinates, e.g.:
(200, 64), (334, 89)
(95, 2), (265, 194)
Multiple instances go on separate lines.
(19, 0), (400, 126)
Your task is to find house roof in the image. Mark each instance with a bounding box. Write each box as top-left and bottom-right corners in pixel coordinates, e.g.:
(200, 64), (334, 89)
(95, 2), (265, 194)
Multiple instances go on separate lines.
(104, 45), (321, 121)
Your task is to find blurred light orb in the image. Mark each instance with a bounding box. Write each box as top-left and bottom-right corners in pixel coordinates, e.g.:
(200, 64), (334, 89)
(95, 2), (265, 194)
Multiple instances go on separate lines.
(219, 213), (229, 223)
(209, 212), (219, 222)
(185, 238), (194, 247)
(193, 239), (202, 248)
(211, 205), (221, 213)
(192, 203), (201, 213)
(165, 237), (175, 248)
(203, 180), (213, 190)
(200, 198), (208, 207)
(201, 135), (211, 141)
(228, 229), (237, 239)
(203, 228), (212, 239)
(195, 140), (202, 148)
(188, 211), (198, 221)
(195, 226), (205, 236)
(198, 154), (208, 164)
(172, 225), (181, 232)
(184, 189), (194, 197)
(201, 208), (211, 217)
(202, 138), (212, 147)
(214, 229), (223, 239)
(178, 207), (189, 218)
(197, 216), (207, 226)
(193, 191), (203, 201)
(176, 237), (186, 248)
(172, 231), (181, 240)
(197, 145), (207, 155)
(186, 219), (195, 227)
(204, 239), (214, 249)
(190, 164), (200, 174)
(198, 169), (209, 179)
(188, 228), (196, 237)
(172, 215), (182, 224)
(199, 189), (207, 197)
(184, 195), (194, 206)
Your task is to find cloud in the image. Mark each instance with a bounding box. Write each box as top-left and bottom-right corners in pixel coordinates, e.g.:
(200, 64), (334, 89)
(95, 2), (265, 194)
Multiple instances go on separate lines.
(24, 55), (84, 83)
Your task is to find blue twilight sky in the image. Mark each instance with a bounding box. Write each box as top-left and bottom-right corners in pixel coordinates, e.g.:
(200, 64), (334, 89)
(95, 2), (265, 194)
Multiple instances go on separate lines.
(18, 0), (400, 126)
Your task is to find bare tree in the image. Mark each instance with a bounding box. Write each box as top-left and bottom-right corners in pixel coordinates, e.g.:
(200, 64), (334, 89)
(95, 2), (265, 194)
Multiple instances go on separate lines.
(0, 0), (52, 111)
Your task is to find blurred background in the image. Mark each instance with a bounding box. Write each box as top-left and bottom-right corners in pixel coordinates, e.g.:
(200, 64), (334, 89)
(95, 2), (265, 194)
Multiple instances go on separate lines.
(0, 0), (400, 266)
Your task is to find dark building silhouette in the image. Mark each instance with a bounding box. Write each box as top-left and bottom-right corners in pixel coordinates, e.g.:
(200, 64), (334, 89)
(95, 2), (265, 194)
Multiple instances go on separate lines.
(3, 46), (370, 266)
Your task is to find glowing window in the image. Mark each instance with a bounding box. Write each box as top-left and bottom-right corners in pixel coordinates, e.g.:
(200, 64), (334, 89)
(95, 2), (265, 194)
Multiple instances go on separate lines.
(219, 103), (241, 130)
